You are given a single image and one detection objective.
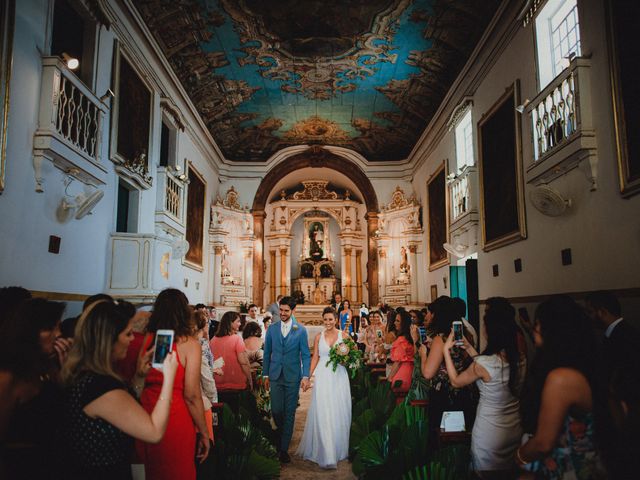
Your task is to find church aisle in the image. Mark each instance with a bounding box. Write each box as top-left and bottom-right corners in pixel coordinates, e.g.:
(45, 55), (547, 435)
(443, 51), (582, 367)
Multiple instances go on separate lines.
(279, 378), (356, 480)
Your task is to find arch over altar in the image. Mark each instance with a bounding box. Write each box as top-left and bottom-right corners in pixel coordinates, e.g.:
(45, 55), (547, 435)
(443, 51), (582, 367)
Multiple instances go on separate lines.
(251, 147), (380, 307)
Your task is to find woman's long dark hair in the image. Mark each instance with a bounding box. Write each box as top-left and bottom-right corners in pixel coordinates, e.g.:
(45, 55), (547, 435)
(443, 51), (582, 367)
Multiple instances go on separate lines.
(395, 310), (413, 344)
(535, 295), (596, 381)
(430, 296), (461, 336)
(483, 297), (521, 396)
(147, 289), (193, 338)
(215, 311), (240, 337)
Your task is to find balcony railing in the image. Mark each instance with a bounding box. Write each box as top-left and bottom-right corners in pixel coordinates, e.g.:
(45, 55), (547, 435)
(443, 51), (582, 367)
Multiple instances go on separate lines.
(525, 57), (597, 188)
(165, 174), (182, 219)
(448, 165), (477, 225)
(33, 57), (108, 188)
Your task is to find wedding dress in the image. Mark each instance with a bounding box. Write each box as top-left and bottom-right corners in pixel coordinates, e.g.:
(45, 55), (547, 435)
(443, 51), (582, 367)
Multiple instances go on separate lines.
(296, 330), (351, 468)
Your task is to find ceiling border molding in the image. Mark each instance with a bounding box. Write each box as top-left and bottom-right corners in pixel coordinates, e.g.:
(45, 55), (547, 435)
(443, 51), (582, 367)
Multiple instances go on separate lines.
(446, 97), (474, 131)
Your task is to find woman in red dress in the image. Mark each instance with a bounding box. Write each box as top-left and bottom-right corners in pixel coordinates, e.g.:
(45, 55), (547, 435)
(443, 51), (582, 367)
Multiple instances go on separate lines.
(388, 310), (415, 392)
(136, 289), (209, 479)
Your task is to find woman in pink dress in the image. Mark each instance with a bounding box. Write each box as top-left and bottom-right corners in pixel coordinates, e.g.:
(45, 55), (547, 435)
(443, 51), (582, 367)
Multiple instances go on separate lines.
(209, 311), (252, 412)
(388, 310), (415, 392)
(136, 289), (209, 480)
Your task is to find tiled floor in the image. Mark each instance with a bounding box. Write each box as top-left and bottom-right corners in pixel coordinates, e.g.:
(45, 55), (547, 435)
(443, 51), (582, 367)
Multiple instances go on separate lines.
(279, 379), (356, 480)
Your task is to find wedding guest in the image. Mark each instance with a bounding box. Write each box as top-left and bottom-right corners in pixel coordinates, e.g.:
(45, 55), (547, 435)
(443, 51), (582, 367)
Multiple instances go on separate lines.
(243, 321), (264, 375)
(115, 306), (149, 383)
(61, 300), (178, 479)
(137, 289), (210, 480)
(381, 310), (398, 369)
(263, 312), (273, 332)
(61, 293), (114, 340)
(339, 299), (353, 333)
(364, 310), (384, 361)
(210, 311), (252, 412)
(517, 296), (605, 478)
(193, 309), (217, 442)
(356, 315), (369, 353)
(443, 297), (523, 477)
(418, 296), (476, 443)
(388, 311), (415, 393)
(0, 298), (67, 479)
(0, 286), (31, 328)
(331, 292), (343, 314)
(266, 295), (283, 324)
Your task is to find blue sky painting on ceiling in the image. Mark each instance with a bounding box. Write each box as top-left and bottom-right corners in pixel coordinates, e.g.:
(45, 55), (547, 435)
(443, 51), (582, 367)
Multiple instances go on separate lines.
(135, 0), (500, 162)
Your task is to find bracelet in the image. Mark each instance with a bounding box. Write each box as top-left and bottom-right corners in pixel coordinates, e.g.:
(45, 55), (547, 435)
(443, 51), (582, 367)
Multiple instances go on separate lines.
(516, 447), (528, 465)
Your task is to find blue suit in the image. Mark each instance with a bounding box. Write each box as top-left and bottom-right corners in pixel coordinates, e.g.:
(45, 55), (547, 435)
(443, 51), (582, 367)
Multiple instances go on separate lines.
(263, 317), (311, 451)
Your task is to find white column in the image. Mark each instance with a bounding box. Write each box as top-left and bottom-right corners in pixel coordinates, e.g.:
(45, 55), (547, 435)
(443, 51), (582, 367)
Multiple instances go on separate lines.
(212, 244), (223, 305)
(409, 244), (419, 304)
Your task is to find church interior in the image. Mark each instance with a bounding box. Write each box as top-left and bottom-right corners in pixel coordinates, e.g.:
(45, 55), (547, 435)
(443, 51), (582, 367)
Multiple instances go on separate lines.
(1, 0), (639, 478)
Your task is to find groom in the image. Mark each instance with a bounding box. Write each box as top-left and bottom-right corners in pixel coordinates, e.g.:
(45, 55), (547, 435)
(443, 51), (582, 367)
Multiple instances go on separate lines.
(262, 296), (311, 463)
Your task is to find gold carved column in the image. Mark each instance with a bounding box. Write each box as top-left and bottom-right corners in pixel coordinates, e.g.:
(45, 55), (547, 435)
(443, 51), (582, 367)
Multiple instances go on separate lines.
(344, 247), (352, 300)
(252, 211), (266, 306)
(269, 250), (276, 303)
(280, 248), (287, 296)
(366, 212), (379, 306)
(355, 249), (363, 304)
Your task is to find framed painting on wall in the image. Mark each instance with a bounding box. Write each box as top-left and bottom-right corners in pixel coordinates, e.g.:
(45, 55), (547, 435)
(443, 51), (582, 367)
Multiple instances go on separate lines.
(110, 41), (153, 189)
(478, 82), (527, 251)
(0, 0), (14, 194)
(427, 162), (449, 271)
(607, 0), (640, 198)
(184, 163), (206, 269)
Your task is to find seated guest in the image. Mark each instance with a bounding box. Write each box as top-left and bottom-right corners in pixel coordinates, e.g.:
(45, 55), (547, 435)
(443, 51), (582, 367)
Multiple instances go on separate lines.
(516, 296), (605, 478)
(0, 298), (66, 479)
(418, 296), (476, 443)
(137, 289), (210, 480)
(242, 321), (264, 375)
(388, 310), (415, 393)
(443, 297), (523, 478)
(61, 299), (179, 479)
(193, 309), (217, 442)
(210, 311), (252, 412)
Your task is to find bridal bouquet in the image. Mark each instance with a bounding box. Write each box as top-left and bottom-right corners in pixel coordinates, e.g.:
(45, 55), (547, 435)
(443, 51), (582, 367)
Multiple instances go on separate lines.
(326, 337), (363, 379)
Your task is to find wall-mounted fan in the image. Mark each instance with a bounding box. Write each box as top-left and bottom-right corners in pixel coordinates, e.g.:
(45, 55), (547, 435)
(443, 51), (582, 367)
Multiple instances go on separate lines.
(529, 184), (571, 217)
(443, 241), (470, 259)
(58, 189), (104, 221)
(171, 238), (190, 259)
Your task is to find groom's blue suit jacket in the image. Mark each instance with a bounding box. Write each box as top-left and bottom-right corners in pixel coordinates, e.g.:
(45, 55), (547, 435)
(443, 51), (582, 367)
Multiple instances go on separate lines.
(263, 318), (311, 383)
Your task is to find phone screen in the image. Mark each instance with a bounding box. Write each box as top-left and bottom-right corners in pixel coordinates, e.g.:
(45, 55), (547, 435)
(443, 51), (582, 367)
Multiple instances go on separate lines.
(153, 332), (173, 366)
(453, 322), (464, 344)
(376, 329), (383, 339)
(418, 326), (427, 343)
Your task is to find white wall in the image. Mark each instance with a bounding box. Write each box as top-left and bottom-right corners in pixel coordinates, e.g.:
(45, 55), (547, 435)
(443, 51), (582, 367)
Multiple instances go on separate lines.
(0, 0), (221, 306)
(410, 0), (640, 309)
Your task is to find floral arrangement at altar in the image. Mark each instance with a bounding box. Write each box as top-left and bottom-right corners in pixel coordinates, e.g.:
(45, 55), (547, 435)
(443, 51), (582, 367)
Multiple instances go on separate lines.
(326, 337), (363, 379)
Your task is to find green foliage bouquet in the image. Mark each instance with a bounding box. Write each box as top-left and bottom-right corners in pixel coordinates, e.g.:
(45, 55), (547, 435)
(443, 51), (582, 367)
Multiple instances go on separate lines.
(326, 336), (363, 379)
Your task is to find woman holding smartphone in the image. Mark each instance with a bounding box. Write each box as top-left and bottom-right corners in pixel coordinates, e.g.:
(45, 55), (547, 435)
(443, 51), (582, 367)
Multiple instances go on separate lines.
(137, 289), (210, 480)
(61, 300), (179, 479)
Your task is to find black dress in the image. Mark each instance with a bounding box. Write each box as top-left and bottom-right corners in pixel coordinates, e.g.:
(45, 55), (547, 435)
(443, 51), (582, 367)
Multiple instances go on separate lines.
(63, 372), (133, 480)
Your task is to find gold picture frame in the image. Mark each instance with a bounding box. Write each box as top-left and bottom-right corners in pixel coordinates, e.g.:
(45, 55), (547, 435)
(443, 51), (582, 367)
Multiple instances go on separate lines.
(0, 0), (15, 194)
(606, 1), (640, 198)
(183, 162), (206, 271)
(427, 161), (449, 271)
(430, 284), (438, 302)
(477, 82), (527, 251)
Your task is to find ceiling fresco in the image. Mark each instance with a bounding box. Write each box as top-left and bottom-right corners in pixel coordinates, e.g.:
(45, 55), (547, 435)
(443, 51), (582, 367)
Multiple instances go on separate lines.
(134, 0), (501, 162)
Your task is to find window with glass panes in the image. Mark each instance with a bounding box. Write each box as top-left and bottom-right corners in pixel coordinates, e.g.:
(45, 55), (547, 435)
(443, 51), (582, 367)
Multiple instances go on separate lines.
(455, 110), (474, 170)
(550, 1), (581, 77)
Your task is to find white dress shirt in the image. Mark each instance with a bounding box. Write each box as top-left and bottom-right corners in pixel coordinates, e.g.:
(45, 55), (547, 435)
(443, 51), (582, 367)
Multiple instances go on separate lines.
(281, 319), (292, 338)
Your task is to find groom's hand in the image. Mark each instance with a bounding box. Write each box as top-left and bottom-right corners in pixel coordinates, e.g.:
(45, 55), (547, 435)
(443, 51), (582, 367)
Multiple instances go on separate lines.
(301, 377), (310, 391)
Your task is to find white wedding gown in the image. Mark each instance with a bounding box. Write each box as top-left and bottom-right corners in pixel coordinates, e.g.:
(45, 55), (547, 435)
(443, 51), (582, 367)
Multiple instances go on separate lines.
(296, 330), (352, 468)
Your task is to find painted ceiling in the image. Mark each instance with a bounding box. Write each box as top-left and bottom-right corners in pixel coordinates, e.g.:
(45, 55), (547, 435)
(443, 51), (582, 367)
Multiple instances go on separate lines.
(135, 0), (501, 162)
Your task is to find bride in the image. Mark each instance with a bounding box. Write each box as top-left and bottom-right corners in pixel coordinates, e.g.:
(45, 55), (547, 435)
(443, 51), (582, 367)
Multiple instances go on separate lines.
(296, 306), (351, 468)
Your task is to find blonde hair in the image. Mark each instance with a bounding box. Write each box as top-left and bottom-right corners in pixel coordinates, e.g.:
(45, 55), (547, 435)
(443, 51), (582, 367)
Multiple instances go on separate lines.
(62, 300), (131, 385)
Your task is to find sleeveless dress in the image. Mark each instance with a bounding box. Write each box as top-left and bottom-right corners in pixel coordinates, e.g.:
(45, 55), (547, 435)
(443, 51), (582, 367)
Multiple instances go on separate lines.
(471, 355), (522, 472)
(339, 310), (352, 333)
(136, 341), (196, 480)
(296, 331), (351, 468)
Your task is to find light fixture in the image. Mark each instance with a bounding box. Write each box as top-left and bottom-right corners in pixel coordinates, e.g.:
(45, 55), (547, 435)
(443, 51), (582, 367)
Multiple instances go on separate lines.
(174, 164), (182, 172)
(61, 52), (80, 70)
(515, 99), (530, 114)
(177, 173), (187, 181)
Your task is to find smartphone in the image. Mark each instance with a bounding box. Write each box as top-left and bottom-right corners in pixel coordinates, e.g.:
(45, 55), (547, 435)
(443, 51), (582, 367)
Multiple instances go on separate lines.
(152, 329), (175, 369)
(418, 326), (427, 343)
(376, 329), (383, 339)
(452, 321), (464, 346)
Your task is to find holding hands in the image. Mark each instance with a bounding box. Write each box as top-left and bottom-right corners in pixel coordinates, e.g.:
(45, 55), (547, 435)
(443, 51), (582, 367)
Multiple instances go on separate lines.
(301, 377), (311, 392)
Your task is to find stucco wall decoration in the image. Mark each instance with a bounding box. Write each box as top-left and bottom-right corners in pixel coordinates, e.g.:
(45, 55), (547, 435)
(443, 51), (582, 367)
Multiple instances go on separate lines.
(134, 0), (500, 162)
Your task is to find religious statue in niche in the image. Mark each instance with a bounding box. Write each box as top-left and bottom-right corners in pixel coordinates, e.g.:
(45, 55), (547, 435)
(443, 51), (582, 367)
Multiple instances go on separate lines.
(309, 222), (325, 259)
(399, 246), (410, 273)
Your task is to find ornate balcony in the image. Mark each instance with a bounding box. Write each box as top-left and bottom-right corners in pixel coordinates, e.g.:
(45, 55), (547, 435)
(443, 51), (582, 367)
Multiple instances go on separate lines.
(448, 165), (479, 231)
(154, 167), (186, 237)
(525, 57), (597, 189)
(33, 57), (108, 190)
